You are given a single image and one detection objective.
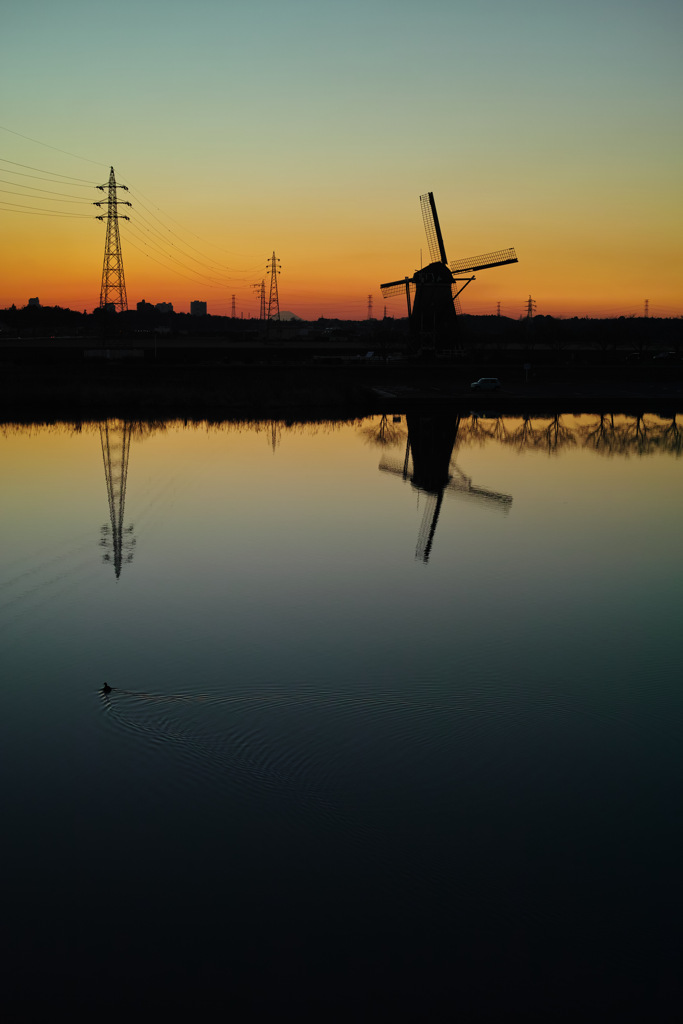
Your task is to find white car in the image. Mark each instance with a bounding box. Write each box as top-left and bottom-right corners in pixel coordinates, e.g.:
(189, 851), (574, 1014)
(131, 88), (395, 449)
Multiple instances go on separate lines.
(470, 377), (501, 391)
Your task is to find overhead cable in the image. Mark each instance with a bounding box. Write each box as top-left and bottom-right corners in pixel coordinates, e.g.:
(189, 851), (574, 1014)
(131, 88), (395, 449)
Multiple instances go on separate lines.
(0, 123), (107, 167)
(0, 156), (99, 183)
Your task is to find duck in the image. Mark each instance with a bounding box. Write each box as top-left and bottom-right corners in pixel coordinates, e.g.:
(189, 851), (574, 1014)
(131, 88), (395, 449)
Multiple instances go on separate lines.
(102, 682), (112, 695)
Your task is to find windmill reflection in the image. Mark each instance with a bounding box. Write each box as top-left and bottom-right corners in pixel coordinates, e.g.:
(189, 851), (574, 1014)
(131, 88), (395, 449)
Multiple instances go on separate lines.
(379, 414), (513, 563)
(99, 420), (136, 578)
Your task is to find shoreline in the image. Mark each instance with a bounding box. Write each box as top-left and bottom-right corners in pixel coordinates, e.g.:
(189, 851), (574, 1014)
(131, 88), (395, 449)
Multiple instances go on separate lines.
(2, 365), (682, 425)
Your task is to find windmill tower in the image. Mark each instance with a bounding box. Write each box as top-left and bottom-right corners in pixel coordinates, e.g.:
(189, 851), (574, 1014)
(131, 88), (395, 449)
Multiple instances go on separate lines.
(94, 167), (131, 311)
(99, 421), (135, 578)
(380, 192), (517, 352)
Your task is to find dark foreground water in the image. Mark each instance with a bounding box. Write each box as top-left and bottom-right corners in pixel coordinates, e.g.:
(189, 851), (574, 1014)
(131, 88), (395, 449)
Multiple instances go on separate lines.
(1, 413), (682, 1012)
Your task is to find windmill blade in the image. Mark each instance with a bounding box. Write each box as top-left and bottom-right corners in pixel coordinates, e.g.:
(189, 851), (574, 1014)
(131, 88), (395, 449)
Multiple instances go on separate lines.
(415, 490), (444, 563)
(420, 192), (448, 264)
(381, 278), (416, 299)
(446, 465), (513, 510)
(446, 481), (513, 511)
(450, 247), (518, 274)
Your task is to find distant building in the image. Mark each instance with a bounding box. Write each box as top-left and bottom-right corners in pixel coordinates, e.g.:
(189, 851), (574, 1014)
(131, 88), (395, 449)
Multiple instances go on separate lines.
(155, 302), (174, 313)
(137, 300), (155, 312)
(191, 301), (207, 316)
(28, 297), (40, 307)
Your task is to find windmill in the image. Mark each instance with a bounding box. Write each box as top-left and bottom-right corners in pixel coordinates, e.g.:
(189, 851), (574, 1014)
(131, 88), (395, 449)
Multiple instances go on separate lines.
(380, 192), (518, 351)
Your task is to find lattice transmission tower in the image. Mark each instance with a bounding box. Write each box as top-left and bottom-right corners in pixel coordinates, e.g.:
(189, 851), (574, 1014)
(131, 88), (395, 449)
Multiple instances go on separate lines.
(95, 167), (131, 311)
(525, 294), (537, 318)
(267, 251), (281, 321)
(252, 280), (266, 319)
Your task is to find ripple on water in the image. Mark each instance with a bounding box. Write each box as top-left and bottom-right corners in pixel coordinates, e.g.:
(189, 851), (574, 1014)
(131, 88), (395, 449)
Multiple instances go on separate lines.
(96, 672), (683, 922)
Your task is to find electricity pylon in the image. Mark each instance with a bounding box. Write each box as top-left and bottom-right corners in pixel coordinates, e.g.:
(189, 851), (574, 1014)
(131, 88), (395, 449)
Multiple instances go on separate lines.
(252, 280), (266, 319)
(95, 167), (131, 311)
(267, 252), (281, 321)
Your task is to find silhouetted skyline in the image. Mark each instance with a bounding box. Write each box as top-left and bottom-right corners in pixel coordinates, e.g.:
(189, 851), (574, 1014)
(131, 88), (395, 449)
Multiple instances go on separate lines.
(1, 1), (681, 318)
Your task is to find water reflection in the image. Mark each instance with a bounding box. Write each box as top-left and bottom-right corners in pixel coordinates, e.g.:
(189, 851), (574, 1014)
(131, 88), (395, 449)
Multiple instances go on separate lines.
(2, 411), (682, 1013)
(355, 411), (681, 561)
(357, 412), (682, 460)
(379, 414), (513, 562)
(5, 412), (680, 589)
(465, 411), (682, 457)
(99, 421), (136, 577)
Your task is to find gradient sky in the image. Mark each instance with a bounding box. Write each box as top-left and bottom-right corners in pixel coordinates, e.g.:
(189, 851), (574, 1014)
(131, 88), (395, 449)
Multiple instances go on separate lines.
(1, 0), (681, 318)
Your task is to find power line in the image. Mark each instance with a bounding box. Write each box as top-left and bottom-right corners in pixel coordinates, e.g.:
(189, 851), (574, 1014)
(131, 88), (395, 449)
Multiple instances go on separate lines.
(123, 223), (228, 287)
(121, 179), (265, 274)
(122, 233), (224, 287)
(0, 123), (106, 167)
(0, 156), (99, 183)
(121, 214), (263, 287)
(0, 177), (93, 199)
(0, 167), (98, 189)
(118, 173), (265, 263)
(123, 203), (241, 281)
(0, 146), (265, 286)
(0, 201), (93, 218)
(0, 187), (92, 204)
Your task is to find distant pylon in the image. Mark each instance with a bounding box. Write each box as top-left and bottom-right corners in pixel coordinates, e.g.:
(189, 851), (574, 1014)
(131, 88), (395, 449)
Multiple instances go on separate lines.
(644, 299), (649, 318)
(267, 252), (281, 321)
(95, 167), (131, 311)
(367, 294), (373, 319)
(252, 280), (266, 319)
(99, 420), (135, 579)
(231, 294), (236, 318)
(497, 301), (501, 317)
(526, 294), (536, 318)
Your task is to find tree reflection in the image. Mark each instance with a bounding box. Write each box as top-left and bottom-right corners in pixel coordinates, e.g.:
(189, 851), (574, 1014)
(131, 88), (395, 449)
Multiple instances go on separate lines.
(457, 413), (682, 459)
(530, 414), (578, 454)
(358, 413), (407, 448)
(660, 414), (682, 456)
(579, 413), (616, 455)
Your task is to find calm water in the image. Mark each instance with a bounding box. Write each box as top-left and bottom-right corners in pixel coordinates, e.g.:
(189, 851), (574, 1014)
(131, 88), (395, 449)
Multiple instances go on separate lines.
(1, 413), (682, 1012)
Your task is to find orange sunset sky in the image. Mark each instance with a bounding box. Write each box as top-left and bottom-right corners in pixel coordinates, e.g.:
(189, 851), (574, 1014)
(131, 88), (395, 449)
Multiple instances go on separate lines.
(1, 0), (681, 320)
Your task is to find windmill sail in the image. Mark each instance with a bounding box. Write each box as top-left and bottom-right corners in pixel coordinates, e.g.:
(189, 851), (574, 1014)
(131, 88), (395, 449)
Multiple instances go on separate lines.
(380, 279), (416, 299)
(420, 192), (448, 264)
(450, 247), (517, 274)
